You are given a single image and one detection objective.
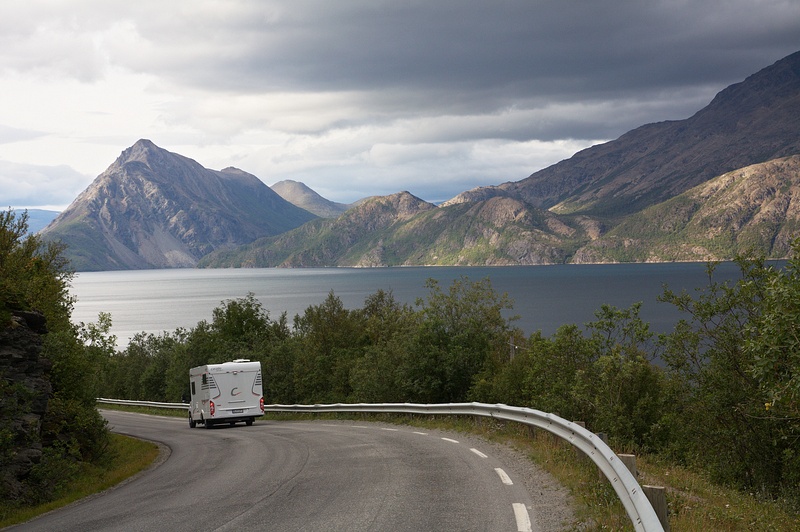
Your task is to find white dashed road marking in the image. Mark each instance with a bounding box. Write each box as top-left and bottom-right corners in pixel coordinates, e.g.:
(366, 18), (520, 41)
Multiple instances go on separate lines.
(494, 468), (513, 485)
(513, 503), (533, 532)
(312, 423), (534, 531)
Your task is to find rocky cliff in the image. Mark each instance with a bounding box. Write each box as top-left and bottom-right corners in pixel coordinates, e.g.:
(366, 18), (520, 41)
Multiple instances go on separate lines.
(0, 311), (51, 500)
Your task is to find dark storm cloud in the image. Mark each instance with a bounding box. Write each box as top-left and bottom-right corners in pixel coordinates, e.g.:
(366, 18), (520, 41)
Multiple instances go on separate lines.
(112, 0), (799, 142)
(151, 2), (789, 94)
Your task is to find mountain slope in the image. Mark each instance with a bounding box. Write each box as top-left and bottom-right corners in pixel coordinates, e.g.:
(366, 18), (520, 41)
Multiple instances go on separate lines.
(271, 180), (351, 218)
(200, 191), (591, 267)
(40, 140), (317, 270)
(201, 192), (435, 267)
(10, 209), (59, 235)
(207, 153), (800, 268)
(573, 155), (800, 262)
(492, 50), (800, 216)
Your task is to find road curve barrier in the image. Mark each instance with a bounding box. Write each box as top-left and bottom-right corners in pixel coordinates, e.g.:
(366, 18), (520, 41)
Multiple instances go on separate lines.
(97, 398), (189, 410)
(263, 402), (664, 532)
(97, 398), (664, 531)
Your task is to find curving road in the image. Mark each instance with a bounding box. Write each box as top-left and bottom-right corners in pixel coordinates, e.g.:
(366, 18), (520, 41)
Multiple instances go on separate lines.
(16, 410), (539, 531)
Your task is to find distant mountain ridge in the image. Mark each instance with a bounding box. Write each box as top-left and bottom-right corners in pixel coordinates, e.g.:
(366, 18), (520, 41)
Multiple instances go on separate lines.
(200, 190), (593, 267)
(203, 155), (800, 268)
(40, 50), (800, 270)
(495, 49), (800, 216)
(271, 179), (351, 218)
(201, 192), (436, 267)
(10, 209), (59, 235)
(41, 140), (316, 270)
(201, 52), (800, 266)
(202, 50), (800, 267)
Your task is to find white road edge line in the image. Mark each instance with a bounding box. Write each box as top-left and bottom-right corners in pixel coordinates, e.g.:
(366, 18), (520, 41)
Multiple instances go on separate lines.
(381, 428), (399, 431)
(513, 503), (532, 532)
(412, 431), (427, 435)
(440, 437), (459, 443)
(470, 448), (488, 458)
(495, 468), (513, 485)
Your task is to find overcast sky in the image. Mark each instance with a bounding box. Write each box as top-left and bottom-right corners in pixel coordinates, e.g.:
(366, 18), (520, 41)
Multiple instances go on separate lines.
(1, 1), (799, 210)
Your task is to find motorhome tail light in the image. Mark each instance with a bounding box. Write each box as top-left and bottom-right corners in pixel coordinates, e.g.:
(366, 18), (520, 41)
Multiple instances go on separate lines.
(210, 400), (215, 416)
(260, 397), (264, 412)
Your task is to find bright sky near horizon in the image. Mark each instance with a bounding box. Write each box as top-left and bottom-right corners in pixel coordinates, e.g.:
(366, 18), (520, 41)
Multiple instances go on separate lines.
(1, 1), (799, 210)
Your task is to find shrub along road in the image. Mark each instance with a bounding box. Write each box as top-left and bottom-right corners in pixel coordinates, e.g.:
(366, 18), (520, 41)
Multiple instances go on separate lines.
(14, 410), (569, 531)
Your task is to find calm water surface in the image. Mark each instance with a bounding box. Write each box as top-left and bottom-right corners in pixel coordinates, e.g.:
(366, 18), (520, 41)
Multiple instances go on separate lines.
(70, 263), (745, 348)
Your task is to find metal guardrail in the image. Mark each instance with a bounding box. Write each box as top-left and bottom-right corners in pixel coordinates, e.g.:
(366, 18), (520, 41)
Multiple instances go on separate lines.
(97, 398), (663, 531)
(97, 398), (189, 410)
(264, 402), (663, 532)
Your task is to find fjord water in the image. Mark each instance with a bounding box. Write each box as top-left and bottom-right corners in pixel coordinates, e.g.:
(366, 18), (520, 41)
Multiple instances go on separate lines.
(70, 263), (745, 348)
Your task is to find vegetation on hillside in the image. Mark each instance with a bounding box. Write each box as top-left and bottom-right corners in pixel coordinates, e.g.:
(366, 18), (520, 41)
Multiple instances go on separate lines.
(98, 246), (800, 508)
(574, 155), (800, 263)
(1, 210), (109, 509)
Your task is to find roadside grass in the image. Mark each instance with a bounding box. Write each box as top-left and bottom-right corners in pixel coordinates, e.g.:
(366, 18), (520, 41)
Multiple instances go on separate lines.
(634, 454), (799, 531)
(0, 433), (160, 528)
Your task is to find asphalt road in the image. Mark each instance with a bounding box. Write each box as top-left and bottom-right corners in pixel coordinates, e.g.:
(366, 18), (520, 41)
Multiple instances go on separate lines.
(16, 410), (539, 531)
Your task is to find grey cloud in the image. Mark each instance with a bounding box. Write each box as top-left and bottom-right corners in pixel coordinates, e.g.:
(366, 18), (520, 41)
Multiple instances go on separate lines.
(0, 125), (44, 144)
(124, 2), (796, 95)
(6, 1), (799, 108)
(0, 161), (90, 208)
(108, 1), (799, 143)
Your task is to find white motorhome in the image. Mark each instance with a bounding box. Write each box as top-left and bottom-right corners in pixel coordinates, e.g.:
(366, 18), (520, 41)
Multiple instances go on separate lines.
(189, 359), (264, 428)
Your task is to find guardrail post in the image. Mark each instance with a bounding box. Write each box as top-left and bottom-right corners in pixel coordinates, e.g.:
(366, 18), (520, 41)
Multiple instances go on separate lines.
(619, 453), (637, 478)
(643, 485), (670, 531)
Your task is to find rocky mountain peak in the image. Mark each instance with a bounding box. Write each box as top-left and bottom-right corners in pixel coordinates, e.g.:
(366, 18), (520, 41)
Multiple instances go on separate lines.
(271, 179), (351, 218)
(358, 191), (435, 219)
(219, 166), (249, 176)
(440, 186), (512, 207)
(41, 140), (317, 270)
(115, 138), (166, 167)
(702, 50), (800, 114)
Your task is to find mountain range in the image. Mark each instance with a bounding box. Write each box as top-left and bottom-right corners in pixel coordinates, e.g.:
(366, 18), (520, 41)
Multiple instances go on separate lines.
(42, 50), (800, 270)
